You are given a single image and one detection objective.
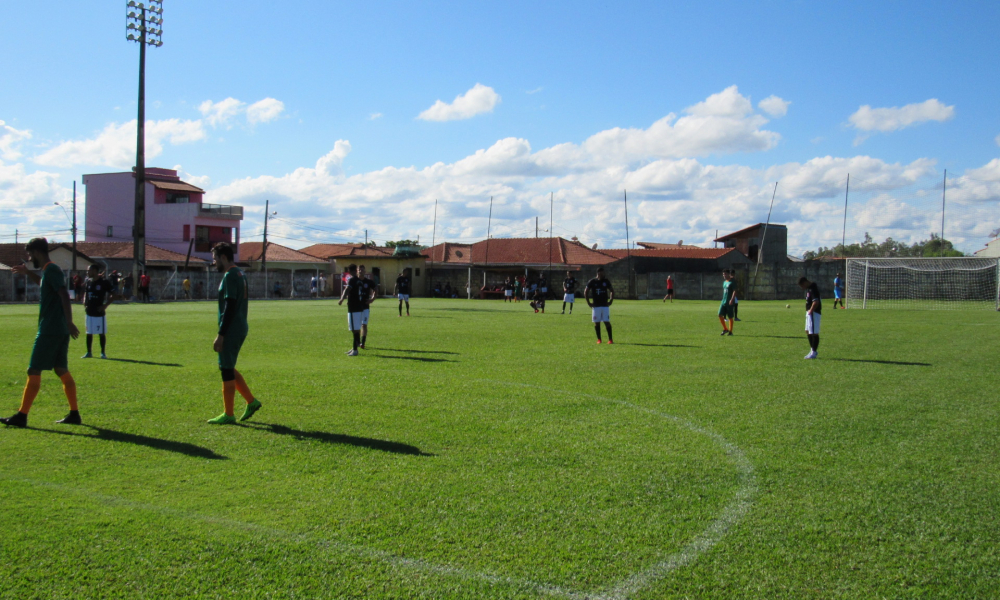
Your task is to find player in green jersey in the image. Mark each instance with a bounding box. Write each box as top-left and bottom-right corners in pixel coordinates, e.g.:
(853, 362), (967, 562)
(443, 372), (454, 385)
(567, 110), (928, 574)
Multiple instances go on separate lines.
(718, 269), (736, 336)
(2, 238), (82, 428)
(207, 243), (261, 425)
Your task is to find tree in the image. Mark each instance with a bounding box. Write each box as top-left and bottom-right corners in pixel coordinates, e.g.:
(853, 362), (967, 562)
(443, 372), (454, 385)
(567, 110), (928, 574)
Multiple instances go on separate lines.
(384, 239), (422, 249)
(801, 233), (964, 259)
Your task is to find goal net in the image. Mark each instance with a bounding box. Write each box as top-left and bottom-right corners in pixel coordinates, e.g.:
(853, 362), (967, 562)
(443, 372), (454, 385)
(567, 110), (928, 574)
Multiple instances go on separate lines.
(845, 258), (1000, 309)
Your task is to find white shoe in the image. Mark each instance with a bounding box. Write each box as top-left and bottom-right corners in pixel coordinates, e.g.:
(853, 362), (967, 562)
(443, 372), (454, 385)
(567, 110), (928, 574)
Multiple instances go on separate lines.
(347, 349), (359, 356)
(804, 351), (817, 359)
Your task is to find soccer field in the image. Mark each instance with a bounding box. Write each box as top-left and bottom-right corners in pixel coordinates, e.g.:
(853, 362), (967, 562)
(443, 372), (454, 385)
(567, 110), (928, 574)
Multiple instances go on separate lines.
(1, 298), (998, 599)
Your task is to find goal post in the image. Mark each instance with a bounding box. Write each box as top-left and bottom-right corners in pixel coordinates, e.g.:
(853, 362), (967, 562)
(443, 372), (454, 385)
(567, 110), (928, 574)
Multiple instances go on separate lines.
(845, 257), (1000, 310)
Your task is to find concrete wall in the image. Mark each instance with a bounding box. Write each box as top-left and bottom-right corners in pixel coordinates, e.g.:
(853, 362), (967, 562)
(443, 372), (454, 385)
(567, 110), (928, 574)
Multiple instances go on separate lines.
(746, 260), (846, 300)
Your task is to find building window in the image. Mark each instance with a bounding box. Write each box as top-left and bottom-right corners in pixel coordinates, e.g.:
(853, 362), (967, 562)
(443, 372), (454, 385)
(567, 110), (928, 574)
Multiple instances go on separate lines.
(166, 193), (189, 204)
(183, 224), (190, 241)
(107, 225), (113, 237)
(195, 225), (232, 252)
(415, 268), (421, 277)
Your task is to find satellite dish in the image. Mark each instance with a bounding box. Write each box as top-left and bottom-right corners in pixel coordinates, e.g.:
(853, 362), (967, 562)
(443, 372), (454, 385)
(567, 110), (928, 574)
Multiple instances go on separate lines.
(678, 240), (683, 245)
(591, 243), (598, 250)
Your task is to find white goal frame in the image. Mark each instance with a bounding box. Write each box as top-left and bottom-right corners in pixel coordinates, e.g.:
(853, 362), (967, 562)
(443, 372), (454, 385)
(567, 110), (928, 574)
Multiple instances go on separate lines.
(845, 257), (1000, 310)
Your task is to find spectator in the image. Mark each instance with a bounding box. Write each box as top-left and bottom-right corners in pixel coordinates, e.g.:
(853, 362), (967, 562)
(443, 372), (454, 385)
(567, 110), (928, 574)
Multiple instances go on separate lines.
(273, 280), (282, 298)
(122, 273), (134, 300)
(183, 276), (191, 299)
(319, 274), (327, 296)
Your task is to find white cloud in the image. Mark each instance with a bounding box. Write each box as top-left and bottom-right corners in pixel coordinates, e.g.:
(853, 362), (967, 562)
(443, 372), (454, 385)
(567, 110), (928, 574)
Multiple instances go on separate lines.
(418, 83), (501, 122)
(198, 97), (245, 127)
(526, 87), (543, 95)
(758, 95), (790, 117)
(0, 120), (32, 162)
(370, 113), (383, 120)
(34, 119), (206, 168)
(246, 98), (285, 125)
(848, 98), (955, 133)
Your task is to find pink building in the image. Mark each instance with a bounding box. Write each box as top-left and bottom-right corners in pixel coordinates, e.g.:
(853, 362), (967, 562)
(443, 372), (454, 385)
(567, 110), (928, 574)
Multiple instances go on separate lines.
(82, 167), (243, 261)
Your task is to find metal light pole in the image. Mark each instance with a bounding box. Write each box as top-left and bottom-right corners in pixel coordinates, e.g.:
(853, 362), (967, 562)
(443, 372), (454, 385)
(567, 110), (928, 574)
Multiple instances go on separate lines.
(126, 0), (163, 291)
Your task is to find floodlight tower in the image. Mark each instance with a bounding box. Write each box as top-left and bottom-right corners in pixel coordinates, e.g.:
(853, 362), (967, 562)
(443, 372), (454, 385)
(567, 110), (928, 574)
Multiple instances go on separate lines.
(126, 0), (163, 288)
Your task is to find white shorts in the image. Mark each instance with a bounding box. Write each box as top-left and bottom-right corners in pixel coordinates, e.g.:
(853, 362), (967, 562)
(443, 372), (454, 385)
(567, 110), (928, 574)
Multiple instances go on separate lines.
(85, 315), (107, 335)
(361, 309), (370, 326)
(505, 289), (513, 297)
(398, 294), (410, 301)
(592, 307), (610, 322)
(348, 312), (365, 331)
(564, 293), (575, 303)
(805, 313), (821, 335)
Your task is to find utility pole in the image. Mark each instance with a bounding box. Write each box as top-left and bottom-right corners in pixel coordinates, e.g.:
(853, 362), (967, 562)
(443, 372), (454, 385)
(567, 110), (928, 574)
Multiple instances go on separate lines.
(126, 0), (163, 291)
(72, 181), (78, 273)
(941, 169), (947, 257)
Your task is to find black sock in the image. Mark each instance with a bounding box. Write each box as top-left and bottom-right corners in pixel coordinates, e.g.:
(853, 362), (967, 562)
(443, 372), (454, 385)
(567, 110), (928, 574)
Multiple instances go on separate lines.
(86, 334), (93, 353)
(361, 335), (366, 346)
(594, 324), (602, 341)
(562, 302), (566, 311)
(99, 334), (106, 353)
(734, 305), (739, 318)
(405, 302), (410, 313)
(399, 303), (402, 315)
(353, 331), (361, 351)
(813, 335), (820, 351)
(605, 322), (613, 342)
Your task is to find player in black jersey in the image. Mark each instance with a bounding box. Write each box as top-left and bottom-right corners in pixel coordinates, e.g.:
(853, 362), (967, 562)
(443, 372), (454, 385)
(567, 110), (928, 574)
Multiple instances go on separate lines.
(358, 265), (378, 349)
(81, 264), (114, 359)
(562, 271), (577, 314)
(394, 269), (412, 316)
(585, 267), (614, 344)
(339, 264), (367, 356)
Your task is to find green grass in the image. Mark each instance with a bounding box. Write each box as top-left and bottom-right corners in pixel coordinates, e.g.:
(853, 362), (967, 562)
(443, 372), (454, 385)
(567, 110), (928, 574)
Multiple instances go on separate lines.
(1, 298), (998, 599)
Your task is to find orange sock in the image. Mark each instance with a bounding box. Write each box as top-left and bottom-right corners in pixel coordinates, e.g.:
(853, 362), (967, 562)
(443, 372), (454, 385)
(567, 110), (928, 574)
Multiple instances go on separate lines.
(59, 373), (78, 411)
(222, 381), (236, 416)
(19, 375), (41, 414)
(718, 316), (729, 331)
(233, 370), (254, 403)
(728, 318), (735, 332)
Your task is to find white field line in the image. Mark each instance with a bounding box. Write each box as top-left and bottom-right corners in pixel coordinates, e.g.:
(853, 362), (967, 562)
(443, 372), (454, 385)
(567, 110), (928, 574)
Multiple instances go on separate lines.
(4, 384), (756, 600)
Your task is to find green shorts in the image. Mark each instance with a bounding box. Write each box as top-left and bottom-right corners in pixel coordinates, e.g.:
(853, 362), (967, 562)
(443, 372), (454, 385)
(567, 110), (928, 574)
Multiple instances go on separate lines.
(217, 333), (246, 370)
(718, 304), (735, 318)
(30, 334), (70, 371)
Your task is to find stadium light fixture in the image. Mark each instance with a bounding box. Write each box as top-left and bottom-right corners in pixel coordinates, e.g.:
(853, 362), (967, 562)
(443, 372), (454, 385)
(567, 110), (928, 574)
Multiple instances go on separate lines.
(125, 0), (163, 291)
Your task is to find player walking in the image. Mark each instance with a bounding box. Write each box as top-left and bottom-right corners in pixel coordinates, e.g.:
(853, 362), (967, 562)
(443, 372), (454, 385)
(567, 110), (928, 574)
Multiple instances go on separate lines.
(799, 277), (823, 359)
(358, 265), (378, 349)
(81, 264), (113, 359)
(562, 271), (577, 314)
(513, 276), (523, 303)
(207, 243), (262, 425)
(585, 267), (614, 344)
(663, 276), (674, 303)
(718, 270), (736, 336)
(833, 273), (845, 309)
(394, 269), (411, 316)
(339, 264), (366, 356)
(2, 238), (82, 428)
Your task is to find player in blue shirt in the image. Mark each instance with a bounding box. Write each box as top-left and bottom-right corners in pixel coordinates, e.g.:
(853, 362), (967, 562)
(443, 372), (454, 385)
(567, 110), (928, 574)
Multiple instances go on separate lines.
(833, 273), (845, 309)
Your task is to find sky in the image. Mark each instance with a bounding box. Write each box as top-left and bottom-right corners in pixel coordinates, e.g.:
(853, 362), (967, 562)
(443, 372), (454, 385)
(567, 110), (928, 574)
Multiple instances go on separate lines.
(2, 0), (1000, 256)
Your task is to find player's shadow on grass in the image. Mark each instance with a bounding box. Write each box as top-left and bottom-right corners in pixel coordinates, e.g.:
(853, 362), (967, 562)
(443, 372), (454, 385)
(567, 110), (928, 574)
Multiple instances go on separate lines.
(32, 425), (226, 459)
(830, 358), (932, 367)
(376, 355), (457, 363)
(105, 358), (183, 367)
(617, 342), (700, 348)
(245, 423), (433, 456)
(428, 307), (506, 313)
(744, 335), (802, 339)
(368, 347), (458, 355)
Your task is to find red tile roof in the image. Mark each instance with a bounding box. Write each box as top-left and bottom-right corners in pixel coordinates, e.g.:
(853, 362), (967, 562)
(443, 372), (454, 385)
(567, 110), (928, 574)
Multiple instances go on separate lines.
(424, 237), (616, 266)
(599, 247), (744, 260)
(714, 223), (786, 242)
(636, 241), (702, 249)
(298, 243), (394, 259)
(0, 242), (94, 268)
(73, 241), (209, 264)
(240, 242), (325, 263)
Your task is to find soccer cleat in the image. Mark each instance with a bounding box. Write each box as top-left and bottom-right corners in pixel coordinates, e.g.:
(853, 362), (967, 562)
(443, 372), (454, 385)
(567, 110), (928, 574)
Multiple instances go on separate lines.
(100, 353), (108, 359)
(727, 331), (734, 336)
(56, 411), (81, 425)
(607, 340), (614, 344)
(720, 330), (729, 336)
(561, 311), (565, 314)
(207, 414), (237, 425)
(239, 399), (262, 422)
(0, 412), (28, 428)
(347, 349), (359, 356)
(534, 309), (539, 313)
(359, 344), (365, 350)
(804, 351), (817, 359)
(596, 340), (602, 344)
(735, 318), (742, 322)
(81, 352), (93, 359)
